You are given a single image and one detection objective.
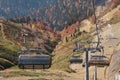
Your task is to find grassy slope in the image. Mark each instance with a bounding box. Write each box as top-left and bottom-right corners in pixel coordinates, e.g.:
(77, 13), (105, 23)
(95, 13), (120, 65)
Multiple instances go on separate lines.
(0, 21), (20, 69)
(51, 23), (93, 71)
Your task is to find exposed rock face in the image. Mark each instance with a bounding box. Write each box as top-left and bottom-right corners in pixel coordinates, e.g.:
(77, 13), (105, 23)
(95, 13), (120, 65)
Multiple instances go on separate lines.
(108, 49), (120, 79)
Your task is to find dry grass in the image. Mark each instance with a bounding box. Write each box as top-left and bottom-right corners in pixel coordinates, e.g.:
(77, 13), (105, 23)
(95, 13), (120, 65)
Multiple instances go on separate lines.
(51, 32), (92, 72)
(29, 78), (51, 80)
(110, 16), (120, 24)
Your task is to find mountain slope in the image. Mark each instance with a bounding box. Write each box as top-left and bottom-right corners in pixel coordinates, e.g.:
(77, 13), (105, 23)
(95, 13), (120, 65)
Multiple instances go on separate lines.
(0, 0), (120, 80)
(0, 20), (59, 69)
(0, 0), (106, 30)
(51, 4), (120, 80)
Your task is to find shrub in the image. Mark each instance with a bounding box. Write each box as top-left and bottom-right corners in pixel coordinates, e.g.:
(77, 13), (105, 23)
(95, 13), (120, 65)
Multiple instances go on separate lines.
(0, 58), (14, 69)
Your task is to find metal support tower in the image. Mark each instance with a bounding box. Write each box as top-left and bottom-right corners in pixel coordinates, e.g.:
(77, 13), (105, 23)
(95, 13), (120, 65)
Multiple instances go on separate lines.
(85, 48), (89, 80)
(94, 66), (97, 80)
(74, 45), (101, 80)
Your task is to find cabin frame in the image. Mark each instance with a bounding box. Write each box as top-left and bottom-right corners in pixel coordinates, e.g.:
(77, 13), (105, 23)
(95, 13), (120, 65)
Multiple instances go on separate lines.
(89, 55), (110, 67)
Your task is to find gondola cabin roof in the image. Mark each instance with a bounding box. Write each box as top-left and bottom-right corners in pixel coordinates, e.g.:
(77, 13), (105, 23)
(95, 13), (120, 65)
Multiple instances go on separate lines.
(18, 54), (51, 65)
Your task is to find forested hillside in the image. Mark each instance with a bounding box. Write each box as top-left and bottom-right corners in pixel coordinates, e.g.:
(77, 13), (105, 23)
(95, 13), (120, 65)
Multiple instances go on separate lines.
(0, 0), (96, 30)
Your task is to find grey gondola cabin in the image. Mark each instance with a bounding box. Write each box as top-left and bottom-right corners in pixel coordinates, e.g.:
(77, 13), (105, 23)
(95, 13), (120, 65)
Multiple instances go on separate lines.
(18, 54), (52, 69)
(69, 55), (83, 63)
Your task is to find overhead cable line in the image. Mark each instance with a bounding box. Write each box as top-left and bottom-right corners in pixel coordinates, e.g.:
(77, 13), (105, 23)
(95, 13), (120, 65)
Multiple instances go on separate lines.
(92, 0), (101, 48)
